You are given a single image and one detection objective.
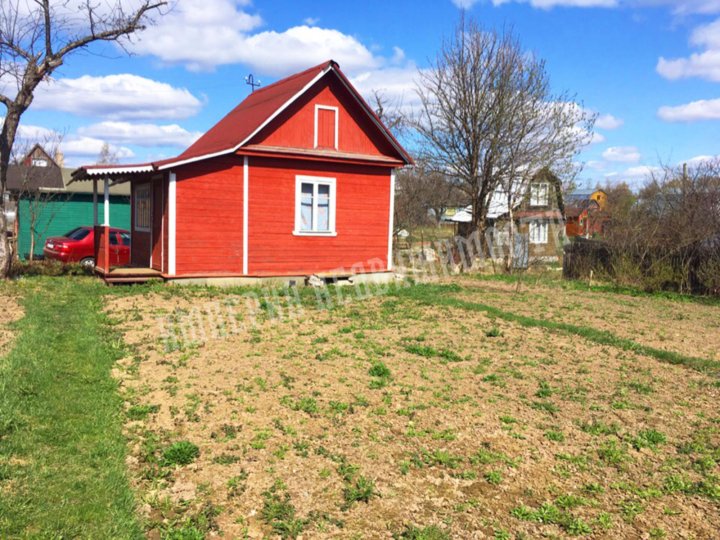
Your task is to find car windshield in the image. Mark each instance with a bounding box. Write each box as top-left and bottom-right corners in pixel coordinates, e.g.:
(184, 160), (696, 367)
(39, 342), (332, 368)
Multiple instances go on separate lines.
(65, 227), (90, 240)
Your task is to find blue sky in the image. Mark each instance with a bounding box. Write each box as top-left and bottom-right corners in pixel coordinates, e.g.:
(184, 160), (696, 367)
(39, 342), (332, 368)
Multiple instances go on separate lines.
(10, 0), (720, 188)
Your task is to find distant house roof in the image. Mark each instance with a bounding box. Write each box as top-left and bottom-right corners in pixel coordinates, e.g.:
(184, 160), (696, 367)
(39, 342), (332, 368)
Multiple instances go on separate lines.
(565, 198), (599, 218)
(73, 60), (412, 180)
(442, 188), (519, 223)
(7, 164), (129, 196)
(7, 164), (65, 192)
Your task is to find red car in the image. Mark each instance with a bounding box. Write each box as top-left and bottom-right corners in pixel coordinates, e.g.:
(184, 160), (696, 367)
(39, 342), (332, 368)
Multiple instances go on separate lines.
(43, 226), (131, 269)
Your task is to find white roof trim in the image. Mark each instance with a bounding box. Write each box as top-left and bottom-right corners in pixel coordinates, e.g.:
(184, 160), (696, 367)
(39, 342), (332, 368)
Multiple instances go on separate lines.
(82, 165), (154, 176)
(156, 148), (234, 171)
(331, 73), (411, 164)
(157, 64), (334, 171)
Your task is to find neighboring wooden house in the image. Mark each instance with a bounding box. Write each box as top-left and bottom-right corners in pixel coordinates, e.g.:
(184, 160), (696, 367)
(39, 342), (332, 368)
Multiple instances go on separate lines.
(497, 169), (566, 264)
(7, 145), (130, 259)
(565, 189), (609, 238)
(72, 60), (413, 284)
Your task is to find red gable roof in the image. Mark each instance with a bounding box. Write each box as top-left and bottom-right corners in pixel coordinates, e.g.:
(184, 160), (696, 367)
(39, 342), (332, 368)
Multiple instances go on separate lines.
(176, 61), (332, 162)
(74, 60), (411, 179)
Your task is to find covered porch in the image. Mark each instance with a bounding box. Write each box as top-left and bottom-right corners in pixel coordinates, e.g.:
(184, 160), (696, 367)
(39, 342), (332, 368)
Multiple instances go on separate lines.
(74, 164), (172, 284)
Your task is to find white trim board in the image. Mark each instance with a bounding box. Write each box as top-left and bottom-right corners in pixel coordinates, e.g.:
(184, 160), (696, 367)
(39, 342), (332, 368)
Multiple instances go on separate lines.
(388, 170), (396, 271)
(243, 157), (249, 275)
(168, 172), (177, 276)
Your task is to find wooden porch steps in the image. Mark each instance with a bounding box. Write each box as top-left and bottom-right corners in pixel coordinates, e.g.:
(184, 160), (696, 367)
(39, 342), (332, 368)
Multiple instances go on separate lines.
(96, 267), (164, 285)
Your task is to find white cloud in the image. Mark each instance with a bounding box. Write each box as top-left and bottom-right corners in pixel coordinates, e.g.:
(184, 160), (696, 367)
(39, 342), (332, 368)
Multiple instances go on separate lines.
(622, 164), (662, 178)
(657, 16), (720, 81)
(452, 0), (720, 12)
(303, 17), (319, 25)
(657, 98), (720, 121)
(31, 74), (202, 120)
(602, 146), (641, 163)
(127, 0), (389, 75)
(685, 153), (720, 165)
(595, 113), (624, 130)
(351, 65), (423, 116)
(77, 122), (202, 148)
(61, 137), (134, 160)
(657, 50), (720, 81)
(457, 0), (617, 8)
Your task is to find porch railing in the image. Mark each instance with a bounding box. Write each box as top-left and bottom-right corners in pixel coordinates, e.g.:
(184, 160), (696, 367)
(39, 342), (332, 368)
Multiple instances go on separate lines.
(94, 225), (111, 273)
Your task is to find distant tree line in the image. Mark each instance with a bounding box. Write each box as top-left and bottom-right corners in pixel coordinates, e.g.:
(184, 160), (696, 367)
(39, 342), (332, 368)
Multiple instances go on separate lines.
(566, 160), (720, 295)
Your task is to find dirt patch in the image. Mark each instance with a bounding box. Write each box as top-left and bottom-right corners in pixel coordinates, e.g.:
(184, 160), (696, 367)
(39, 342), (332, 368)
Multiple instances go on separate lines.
(108, 284), (720, 539)
(456, 277), (720, 362)
(0, 285), (23, 353)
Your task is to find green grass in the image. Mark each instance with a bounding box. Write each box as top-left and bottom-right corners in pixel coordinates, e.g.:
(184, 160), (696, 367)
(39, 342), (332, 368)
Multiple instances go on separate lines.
(0, 277), (142, 538)
(394, 283), (720, 375)
(472, 272), (720, 306)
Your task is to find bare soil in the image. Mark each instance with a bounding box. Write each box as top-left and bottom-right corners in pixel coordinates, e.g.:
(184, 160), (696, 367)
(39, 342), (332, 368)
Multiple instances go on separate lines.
(108, 280), (720, 539)
(0, 285), (23, 354)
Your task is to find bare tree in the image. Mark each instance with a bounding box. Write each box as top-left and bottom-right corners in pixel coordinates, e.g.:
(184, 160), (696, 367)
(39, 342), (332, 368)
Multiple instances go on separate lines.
(394, 162), (465, 234)
(0, 0), (167, 277)
(10, 138), (64, 260)
(97, 141), (119, 165)
(413, 17), (595, 247)
(600, 161), (720, 294)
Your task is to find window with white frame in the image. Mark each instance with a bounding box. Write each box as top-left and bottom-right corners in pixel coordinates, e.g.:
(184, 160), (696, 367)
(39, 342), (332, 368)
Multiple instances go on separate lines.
(530, 182), (549, 206)
(134, 183), (151, 232)
(529, 220), (548, 244)
(314, 105), (338, 150)
(294, 176), (336, 235)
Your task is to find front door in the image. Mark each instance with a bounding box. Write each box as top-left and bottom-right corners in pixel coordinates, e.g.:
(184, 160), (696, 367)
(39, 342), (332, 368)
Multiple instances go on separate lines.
(131, 182), (152, 267)
(151, 179), (164, 271)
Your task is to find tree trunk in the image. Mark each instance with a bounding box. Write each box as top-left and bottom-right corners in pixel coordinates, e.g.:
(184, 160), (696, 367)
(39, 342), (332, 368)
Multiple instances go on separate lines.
(0, 108), (22, 278)
(506, 201), (515, 273)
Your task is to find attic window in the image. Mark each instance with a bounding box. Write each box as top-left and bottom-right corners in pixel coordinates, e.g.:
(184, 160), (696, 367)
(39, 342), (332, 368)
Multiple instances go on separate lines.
(32, 158), (48, 167)
(314, 105), (338, 150)
(530, 182), (549, 206)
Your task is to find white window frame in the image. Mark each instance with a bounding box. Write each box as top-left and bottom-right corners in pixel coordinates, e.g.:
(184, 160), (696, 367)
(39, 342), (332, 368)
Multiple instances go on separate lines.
(529, 220), (549, 245)
(31, 158), (48, 167)
(294, 175), (337, 236)
(314, 105), (339, 150)
(530, 182), (549, 207)
(134, 183), (152, 232)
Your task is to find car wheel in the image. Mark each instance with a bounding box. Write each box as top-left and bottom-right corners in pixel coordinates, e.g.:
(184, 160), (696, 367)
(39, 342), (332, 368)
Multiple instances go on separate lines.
(80, 257), (95, 270)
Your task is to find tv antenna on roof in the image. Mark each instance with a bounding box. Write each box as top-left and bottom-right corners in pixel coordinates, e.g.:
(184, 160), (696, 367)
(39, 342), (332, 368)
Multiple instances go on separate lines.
(245, 74), (261, 92)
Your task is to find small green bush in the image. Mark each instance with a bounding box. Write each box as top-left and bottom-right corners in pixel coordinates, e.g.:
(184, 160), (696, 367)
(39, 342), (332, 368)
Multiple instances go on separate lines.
(368, 361), (391, 378)
(163, 441), (200, 466)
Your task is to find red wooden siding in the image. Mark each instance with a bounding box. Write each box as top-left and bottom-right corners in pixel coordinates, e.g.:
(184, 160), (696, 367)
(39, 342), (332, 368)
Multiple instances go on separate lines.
(175, 156), (244, 275)
(251, 77), (397, 158)
(131, 180), (151, 267)
(246, 157), (391, 275)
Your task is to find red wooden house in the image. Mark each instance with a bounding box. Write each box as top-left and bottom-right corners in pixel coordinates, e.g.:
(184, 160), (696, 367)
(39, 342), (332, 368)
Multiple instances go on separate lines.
(72, 61), (412, 284)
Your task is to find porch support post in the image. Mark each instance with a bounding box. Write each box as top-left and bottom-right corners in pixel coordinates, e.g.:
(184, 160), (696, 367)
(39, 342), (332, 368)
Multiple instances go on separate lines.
(103, 177), (110, 226)
(92, 178), (98, 226)
(168, 171), (176, 276)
